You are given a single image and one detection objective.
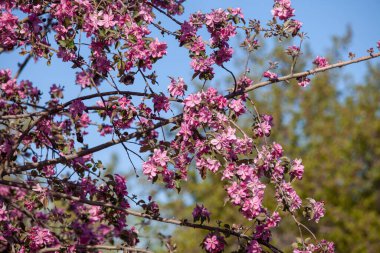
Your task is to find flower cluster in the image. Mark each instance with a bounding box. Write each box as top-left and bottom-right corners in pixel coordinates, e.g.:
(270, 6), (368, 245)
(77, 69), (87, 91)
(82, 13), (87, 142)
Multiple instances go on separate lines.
(263, 70), (279, 81)
(313, 56), (329, 68)
(293, 239), (334, 253)
(179, 8), (244, 80)
(271, 0), (295, 21)
(0, 0), (347, 252)
(297, 76), (311, 87)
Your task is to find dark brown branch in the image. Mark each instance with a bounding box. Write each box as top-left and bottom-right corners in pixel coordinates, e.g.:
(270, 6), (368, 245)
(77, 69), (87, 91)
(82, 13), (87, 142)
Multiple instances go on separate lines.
(3, 114), (182, 176)
(151, 22), (179, 36)
(4, 53), (380, 176)
(147, 3), (183, 26)
(14, 54), (32, 79)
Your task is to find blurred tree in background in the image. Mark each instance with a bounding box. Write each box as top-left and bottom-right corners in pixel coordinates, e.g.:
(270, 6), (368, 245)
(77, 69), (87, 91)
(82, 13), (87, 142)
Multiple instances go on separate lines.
(157, 31), (380, 253)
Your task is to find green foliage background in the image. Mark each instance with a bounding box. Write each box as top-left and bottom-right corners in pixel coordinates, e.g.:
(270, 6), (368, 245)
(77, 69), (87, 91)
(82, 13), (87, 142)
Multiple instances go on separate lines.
(154, 31), (380, 253)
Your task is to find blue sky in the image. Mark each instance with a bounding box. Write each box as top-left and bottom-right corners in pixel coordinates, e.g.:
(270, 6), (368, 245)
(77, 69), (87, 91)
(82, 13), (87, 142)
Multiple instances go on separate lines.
(1, 0), (379, 177)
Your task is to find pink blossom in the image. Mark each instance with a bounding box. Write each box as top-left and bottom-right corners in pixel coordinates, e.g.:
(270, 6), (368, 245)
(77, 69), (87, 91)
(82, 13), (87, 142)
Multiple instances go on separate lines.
(190, 57), (214, 74)
(237, 76), (253, 89)
(272, 142), (283, 158)
(203, 233), (225, 253)
(277, 182), (302, 212)
(313, 56), (329, 68)
(99, 124), (113, 136)
(213, 46), (234, 65)
(152, 149), (170, 167)
(190, 37), (206, 55)
(49, 84), (64, 98)
(222, 163), (235, 180)
(236, 164), (254, 180)
(138, 4), (153, 23)
(229, 8), (244, 18)
(229, 99), (246, 116)
(79, 113), (91, 128)
(205, 9), (227, 29)
(263, 70), (278, 80)
(118, 96), (131, 109)
(97, 10), (117, 28)
(266, 212), (281, 229)
(27, 226), (58, 250)
(253, 114), (273, 138)
(227, 182), (247, 205)
(43, 165), (55, 177)
(168, 77), (187, 97)
(318, 240), (335, 253)
(196, 157), (221, 173)
(88, 206), (104, 222)
(271, 0), (295, 21)
(184, 93), (202, 108)
(290, 159), (304, 180)
(297, 76), (311, 87)
(149, 38), (167, 58)
(0, 207), (8, 222)
(75, 71), (95, 88)
(306, 198), (325, 223)
(143, 161), (158, 180)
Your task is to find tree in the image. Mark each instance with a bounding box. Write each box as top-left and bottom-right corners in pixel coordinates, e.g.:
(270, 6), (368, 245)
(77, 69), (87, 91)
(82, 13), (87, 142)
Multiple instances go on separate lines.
(163, 31), (380, 253)
(0, 1), (379, 252)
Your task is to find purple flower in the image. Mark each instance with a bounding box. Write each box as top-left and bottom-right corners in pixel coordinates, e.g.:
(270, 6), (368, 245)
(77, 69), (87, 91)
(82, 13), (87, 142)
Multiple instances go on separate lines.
(69, 99), (86, 117)
(247, 240), (262, 253)
(153, 94), (170, 112)
(114, 174), (128, 197)
(192, 204), (211, 224)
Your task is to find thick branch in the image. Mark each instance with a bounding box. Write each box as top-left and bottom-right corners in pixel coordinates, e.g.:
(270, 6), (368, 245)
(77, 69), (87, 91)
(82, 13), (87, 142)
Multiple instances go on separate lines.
(3, 114), (182, 176)
(4, 53), (379, 176)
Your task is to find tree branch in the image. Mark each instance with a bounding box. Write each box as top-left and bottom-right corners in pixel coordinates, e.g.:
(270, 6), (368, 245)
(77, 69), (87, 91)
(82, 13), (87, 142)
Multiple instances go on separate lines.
(4, 53), (379, 177)
(227, 52), (380, 98)
(0, 179), (283, 253)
